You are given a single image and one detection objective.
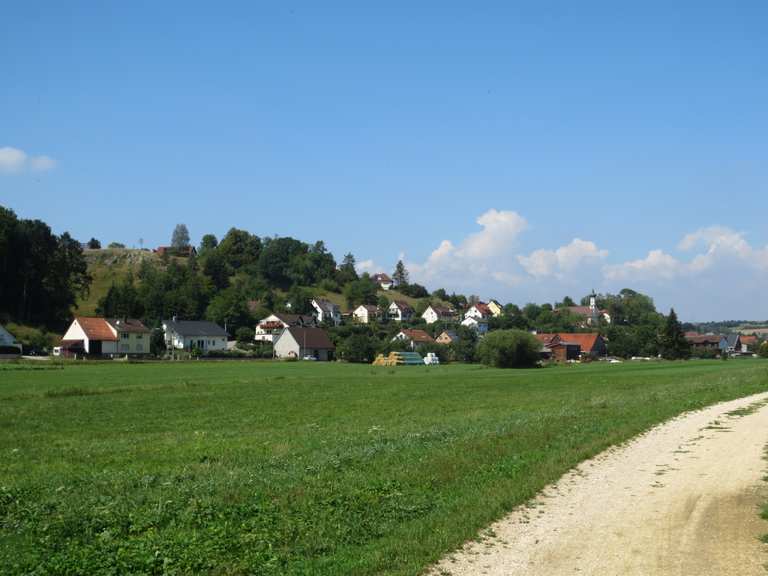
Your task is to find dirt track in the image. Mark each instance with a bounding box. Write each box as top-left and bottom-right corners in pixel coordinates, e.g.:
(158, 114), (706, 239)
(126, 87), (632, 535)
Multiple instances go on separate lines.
(431, 392), (768, 576)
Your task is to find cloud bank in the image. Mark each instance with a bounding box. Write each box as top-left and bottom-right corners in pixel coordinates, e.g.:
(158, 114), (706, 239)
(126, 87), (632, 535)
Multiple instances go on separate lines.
(366, 209), (768, 320)
(0, 146), (57, 173)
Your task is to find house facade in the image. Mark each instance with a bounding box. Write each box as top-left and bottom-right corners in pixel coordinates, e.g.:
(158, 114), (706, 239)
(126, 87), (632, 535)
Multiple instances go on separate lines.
(464, 302), (492, 321)
(163, 319), (228, 352)
(254, 313), (316, 342)
(421, 304), (454, 325)
(388, 300), (414, 322)
(353, 304), (379, 324)
(61, 317), (151, 357)
(461, 316), (489, 335)
(311, 298), (341, 326)
(273, 326), (335, 360)
(685, 333), (722, 354)
(487, 300), (504, 317)
(435, 330), (459, 345)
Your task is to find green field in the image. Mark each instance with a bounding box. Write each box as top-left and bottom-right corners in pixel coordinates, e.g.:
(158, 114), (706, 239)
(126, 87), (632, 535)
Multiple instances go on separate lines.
(2, 360), (768, 575)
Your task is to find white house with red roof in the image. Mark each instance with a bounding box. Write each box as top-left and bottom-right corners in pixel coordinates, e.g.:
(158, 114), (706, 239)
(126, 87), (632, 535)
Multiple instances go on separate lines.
(464, 302), (492, 321)
(388, 300), (414, 322)
(61, 317), (151, 357)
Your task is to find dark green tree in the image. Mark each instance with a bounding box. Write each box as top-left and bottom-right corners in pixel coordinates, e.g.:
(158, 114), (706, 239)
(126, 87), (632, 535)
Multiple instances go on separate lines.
(476, 330), (541, 368)
(658, 308), (691, 360)
(392, 260), (409, 286)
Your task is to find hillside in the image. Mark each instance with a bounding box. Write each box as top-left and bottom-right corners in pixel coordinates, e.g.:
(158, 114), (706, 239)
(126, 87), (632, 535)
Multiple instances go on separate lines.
(77, 249), (438, 318)
(76, 249), (162, 315)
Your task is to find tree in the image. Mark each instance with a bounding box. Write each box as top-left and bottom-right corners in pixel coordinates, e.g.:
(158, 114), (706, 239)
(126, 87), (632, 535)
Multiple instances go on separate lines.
(658, 308), (691, 360)
(758, 342), (768, 358)
(342, 274), (378, 308)
(476, 330), (541, 368)
(199, 234), (218, 254)
(392, 260), (409, 286)
(107, 242), (125, 249)
(338, 333), (377, 363)
(337, 253), (358, 285)
(171, 224), (190, 248)
(87, 238), (101, 249)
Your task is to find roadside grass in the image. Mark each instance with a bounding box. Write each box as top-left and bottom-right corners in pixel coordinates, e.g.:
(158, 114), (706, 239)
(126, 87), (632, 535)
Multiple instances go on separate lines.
(1, 360), (767, 575)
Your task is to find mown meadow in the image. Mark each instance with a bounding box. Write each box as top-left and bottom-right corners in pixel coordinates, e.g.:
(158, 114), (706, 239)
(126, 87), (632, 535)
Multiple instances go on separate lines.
(1, 360), (767, 575)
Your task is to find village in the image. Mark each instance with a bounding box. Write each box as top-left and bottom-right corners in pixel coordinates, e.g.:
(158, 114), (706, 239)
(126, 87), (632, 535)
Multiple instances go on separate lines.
(3, 267), (763, 365)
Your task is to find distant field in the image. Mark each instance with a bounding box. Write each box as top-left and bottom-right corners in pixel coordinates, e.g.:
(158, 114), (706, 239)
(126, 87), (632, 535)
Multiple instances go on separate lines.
(1, 360), (767, 575)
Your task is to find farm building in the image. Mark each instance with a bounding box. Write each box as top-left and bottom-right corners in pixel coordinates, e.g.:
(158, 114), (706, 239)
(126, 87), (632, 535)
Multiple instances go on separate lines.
(535, 333), (581, 362)
(163, 319), (228, 352)
(61, 317), (151, 357)
(273, 326), (335, 360)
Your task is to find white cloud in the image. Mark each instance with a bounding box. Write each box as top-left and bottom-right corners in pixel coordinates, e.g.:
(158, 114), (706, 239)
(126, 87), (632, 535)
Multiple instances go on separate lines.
(408, 209), (528, 290)
(356, 259), (379, 274)
(0, 146), (56, 173)
(518, 238), (608, 279)
(603, 249), (682, 281)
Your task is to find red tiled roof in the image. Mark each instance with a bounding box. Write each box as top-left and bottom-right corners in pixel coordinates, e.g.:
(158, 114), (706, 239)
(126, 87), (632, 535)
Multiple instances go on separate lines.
(400, 329), (434, 344)
(76, 317), (118, 341)
(740, 335), (758, 345)
(685, 334), (721, 345)
(471, 302), (491, 315)
(555, 333), (602, 352)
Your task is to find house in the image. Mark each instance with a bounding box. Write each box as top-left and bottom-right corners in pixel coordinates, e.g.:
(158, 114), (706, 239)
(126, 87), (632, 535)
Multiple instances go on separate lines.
(464, 302), (492, 321)
(372, 273), (393, 291)
(311, 298), (341, 326)
(392, 328), (435, 349)
(162, 319), (228, 352)
(535, 333), (581, 362)
(388, 300), (414, 322)
(254, 313), (316, 342)
(685, 333), (722, 354)
(721, 334), (742, 355)
(461, 316), (489, 335)
(740, 335), (759, 352)
(353, 304), (379, 324)
(557, 293), (611, 327)
(551, 332), (607, 358)
(61, 317), (151, 357)
(435, 330), (459, 345)
(273, 326), (335, 360)
(0, 325), (22, 355)
(487, 299), (504, 317)
(421, 304), (455, 324)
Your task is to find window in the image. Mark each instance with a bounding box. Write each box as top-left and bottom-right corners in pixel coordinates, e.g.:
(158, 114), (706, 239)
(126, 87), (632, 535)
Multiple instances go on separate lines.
(121, 333), (129, 340)
(136, 334), (143, 340)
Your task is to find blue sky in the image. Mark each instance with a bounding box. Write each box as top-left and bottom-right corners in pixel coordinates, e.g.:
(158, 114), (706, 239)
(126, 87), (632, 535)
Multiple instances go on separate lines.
(2, 2), (767, 320)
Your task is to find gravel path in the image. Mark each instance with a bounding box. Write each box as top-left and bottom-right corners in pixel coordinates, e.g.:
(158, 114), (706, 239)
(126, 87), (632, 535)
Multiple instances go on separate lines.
(431, 392), (768, 576)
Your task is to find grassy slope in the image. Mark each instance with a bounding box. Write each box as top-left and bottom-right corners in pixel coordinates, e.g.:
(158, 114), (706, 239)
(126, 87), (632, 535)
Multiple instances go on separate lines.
(77, 249), (161, 315)
(2, 360), (767, 575)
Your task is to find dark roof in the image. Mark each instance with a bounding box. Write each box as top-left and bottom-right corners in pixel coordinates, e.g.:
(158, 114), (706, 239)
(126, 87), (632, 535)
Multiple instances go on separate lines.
(282, 327), (335, 349)
(685, 334), (722, 345)
(271, 313), (315, 326)
(392, 300), (414, 312)
(725, 334), (741, 347)
(373, 273), (392, 283)
(107, 318), (150, 334)
(164, 320), (228, 337)
(356, 304), (379, 313)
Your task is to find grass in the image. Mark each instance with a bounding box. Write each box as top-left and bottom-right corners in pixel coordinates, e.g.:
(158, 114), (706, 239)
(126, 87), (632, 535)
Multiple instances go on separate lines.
(1, 360), (768, 575)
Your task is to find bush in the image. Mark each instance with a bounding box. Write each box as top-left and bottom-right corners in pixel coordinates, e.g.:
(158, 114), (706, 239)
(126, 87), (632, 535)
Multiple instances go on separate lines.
(758, 342), (768, 358)
(338, 333), (377, 363)
(236, 326), (255, 344)
(476, 330), (540, 369)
